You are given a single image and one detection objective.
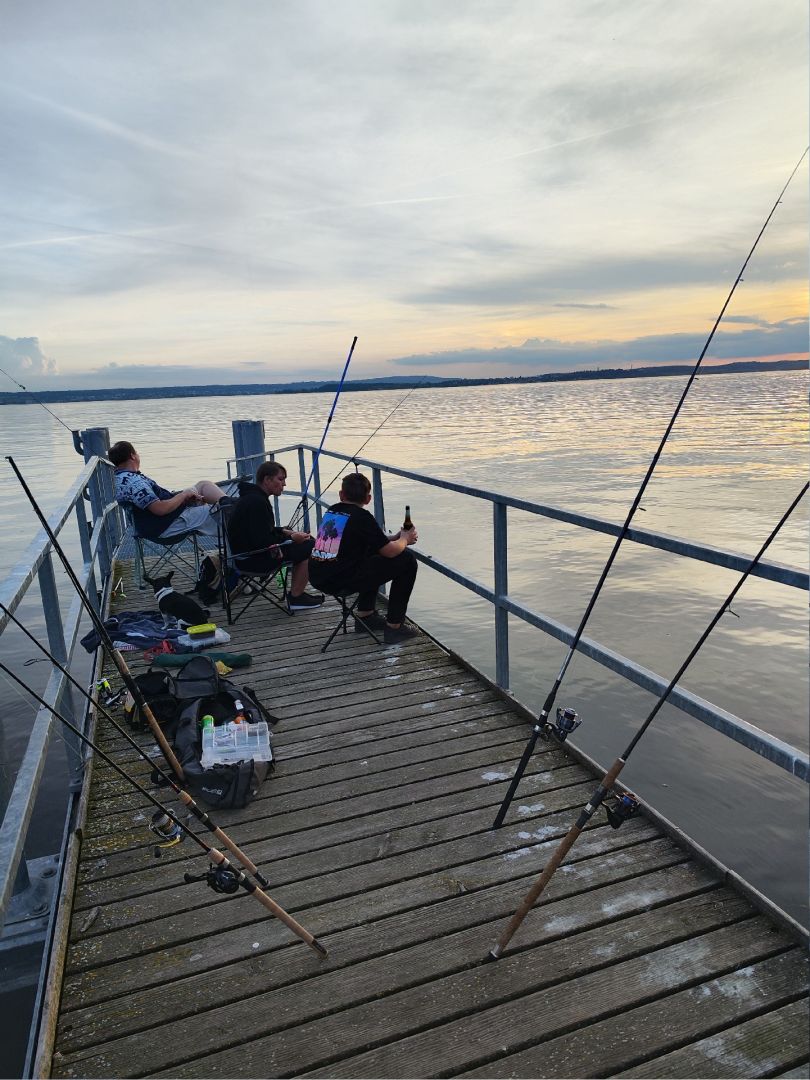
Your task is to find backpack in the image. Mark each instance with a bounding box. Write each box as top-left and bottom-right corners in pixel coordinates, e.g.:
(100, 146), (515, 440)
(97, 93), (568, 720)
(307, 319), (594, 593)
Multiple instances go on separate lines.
(156, 655), (278, 809)
(123, 669), (181, 732)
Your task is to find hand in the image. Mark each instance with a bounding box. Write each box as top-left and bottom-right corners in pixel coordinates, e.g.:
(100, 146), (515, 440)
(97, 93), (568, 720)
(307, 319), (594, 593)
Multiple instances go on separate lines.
(404, 526), (418, 545)
(289, 530), (311, 543)
(182, 488), (199, 504)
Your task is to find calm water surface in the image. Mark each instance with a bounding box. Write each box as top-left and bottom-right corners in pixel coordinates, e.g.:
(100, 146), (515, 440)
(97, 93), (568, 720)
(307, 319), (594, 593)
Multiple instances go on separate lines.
(0, 371), (807, 930)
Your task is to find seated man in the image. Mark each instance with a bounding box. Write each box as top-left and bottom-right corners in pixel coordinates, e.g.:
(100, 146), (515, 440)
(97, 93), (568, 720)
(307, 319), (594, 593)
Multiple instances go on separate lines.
(308, 471), (418, 644)
(227, 461), (324, 612)
(109, 441), (230, 540)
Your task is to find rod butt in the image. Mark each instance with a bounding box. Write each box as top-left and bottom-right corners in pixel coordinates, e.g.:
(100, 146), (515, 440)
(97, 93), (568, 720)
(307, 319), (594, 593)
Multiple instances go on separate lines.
(310, 938), (329, 959)
(487, 944), (503, 962)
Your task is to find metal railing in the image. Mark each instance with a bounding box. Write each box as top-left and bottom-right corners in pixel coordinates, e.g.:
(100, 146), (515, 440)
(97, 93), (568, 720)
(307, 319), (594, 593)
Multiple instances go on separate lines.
(0, 455), (124, 936)
(252, 441), (809, 784)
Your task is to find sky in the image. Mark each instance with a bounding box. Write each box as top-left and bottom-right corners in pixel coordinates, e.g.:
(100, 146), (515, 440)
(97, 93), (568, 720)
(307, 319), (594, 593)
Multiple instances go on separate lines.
(0, 0), (807, 389)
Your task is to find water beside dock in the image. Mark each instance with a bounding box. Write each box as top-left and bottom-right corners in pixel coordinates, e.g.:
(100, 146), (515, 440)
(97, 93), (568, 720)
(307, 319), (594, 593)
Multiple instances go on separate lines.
(43, 557), (809, 1078)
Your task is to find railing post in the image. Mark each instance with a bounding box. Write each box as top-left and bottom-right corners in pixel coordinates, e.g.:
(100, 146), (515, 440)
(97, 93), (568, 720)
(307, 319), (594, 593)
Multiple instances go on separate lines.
(232, 420), (266, 481)
(493, 501), (510, 690)
(80, 427), (112, 579)
(312, 453), (323, 531)
(297, 448), (310, 534)
(372, 468), (386, 530)
(37, 553), (84, 789)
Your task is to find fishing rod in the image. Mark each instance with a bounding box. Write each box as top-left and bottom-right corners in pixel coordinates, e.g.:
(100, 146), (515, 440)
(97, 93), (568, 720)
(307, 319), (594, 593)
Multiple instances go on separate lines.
(0, 363), (76, 434)
(0, 599), (278, 894)
(285, 335), (357, 529)
(488, 480), (807, 959)
(0, 661), (327, 957)
(288, 385), (417, 530)
(492, 147), (809, 830)
(7, 455), (185, 782)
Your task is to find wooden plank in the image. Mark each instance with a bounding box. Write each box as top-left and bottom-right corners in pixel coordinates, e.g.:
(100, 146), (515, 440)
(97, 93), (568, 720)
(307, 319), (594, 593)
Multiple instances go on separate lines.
(460, 958), (808, 1077)
(292, 925), (797, 1080)
(73, 757), (586, 893)
(55, 866), (728, 1078)
(612, 998), (810, 1078)
(143, 909), (779, 1078)
(59, 820), (662, 1008)
(55, 844), (702, 1059)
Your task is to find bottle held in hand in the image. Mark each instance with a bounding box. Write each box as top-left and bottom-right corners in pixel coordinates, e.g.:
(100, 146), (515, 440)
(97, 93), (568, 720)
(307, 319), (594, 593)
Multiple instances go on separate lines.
(403, 505), (414, 531)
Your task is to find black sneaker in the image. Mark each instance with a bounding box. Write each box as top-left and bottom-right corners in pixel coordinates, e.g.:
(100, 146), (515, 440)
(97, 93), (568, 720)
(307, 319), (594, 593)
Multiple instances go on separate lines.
(383, 623), (419, 645)
(354, 611), (386, 634)
(287, 592), (325, 612)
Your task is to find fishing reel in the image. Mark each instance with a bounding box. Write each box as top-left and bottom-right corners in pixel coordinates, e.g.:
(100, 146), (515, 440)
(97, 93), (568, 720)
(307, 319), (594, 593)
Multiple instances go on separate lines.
(605, 790), (641, 829)
(95, 678), (126, 709)
(149, 810), (185, 856)
(541, 706), (582, 743)
(184, 865), (242, 895)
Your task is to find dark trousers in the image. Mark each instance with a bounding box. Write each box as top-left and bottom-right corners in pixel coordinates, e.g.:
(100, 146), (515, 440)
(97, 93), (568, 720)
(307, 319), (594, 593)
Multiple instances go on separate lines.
(235, 537), (314, 576)
(315, 550), (417, 624)
(336, 548), (414, 626)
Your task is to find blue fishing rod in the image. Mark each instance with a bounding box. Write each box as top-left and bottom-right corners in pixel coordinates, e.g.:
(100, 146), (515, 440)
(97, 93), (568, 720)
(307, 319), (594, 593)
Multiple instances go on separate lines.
(488, 480), (808, 958)
(287, 335), (357, 529)
(492, 147), (808, 829)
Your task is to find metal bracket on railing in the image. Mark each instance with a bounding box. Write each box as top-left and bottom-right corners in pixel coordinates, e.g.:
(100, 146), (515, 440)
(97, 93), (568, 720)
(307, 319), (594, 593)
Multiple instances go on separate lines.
(71, 430), (83, 456)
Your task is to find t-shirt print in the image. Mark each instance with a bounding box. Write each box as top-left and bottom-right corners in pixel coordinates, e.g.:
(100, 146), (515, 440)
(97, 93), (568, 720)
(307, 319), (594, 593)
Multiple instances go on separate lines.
(311, 511), (349, 561)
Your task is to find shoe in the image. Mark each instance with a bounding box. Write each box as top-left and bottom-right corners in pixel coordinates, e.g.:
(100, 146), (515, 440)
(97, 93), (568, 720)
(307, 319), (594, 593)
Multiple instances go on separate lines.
(287, 592), (325, 612)
(383, 623), (419, 645)
(354, 611), (386, 634)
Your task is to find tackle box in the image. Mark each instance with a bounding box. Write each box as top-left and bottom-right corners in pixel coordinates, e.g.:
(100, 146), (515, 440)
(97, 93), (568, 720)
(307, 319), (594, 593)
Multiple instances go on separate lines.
(201, 721), (272, 768)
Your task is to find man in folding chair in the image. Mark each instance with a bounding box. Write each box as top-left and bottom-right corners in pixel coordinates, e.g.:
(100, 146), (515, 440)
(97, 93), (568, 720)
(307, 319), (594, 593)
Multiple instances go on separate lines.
(110, 441), (231, 541)
(227, 461), (324, 612)
(308, 471), (419, 645)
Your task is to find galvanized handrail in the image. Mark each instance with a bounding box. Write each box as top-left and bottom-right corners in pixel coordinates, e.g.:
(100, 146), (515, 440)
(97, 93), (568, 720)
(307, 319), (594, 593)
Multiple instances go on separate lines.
(0, 455), (124, 935)
(259, 441), (808, 783)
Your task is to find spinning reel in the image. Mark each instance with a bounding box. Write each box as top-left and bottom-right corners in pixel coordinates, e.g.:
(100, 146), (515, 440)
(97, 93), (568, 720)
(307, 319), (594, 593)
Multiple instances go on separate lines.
(149, 810), (185, 856)
(95, 678), (126, 709)
(541, 706), (582, 743)
(605, 790), (640, 829)
(184, 865), (242, 895)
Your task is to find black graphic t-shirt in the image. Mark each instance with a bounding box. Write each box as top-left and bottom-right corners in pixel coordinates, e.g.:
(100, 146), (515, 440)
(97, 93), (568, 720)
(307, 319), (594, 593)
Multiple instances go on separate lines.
(309, 502), (387, 586)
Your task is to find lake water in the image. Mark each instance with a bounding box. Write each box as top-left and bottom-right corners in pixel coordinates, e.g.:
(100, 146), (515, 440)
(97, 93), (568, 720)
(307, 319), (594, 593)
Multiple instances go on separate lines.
(0, 370), (807, 1068)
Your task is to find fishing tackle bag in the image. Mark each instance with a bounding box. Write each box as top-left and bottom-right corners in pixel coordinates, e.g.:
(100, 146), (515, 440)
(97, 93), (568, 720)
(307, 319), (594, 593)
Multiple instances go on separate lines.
(158, 655), (278, 810)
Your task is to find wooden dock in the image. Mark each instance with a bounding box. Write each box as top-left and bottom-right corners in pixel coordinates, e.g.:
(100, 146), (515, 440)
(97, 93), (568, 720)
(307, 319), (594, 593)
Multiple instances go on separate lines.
(46, 560), (808, 1078)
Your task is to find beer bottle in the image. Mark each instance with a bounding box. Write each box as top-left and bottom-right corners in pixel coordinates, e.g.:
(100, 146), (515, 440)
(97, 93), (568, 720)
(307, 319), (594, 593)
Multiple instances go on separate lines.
(403, 505), (414, 531)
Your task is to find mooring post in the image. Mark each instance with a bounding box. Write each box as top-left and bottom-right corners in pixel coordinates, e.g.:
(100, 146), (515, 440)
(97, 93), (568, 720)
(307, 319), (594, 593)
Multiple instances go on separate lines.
(232, 420), (266, 482)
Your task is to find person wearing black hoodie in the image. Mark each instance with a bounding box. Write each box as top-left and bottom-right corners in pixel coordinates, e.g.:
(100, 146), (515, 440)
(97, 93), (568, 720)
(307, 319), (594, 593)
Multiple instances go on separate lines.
(227, 461), (324, 611)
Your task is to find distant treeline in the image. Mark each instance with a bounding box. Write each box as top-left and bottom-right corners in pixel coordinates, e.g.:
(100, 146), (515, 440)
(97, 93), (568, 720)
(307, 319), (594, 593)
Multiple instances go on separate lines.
(0, 357), (804, 405)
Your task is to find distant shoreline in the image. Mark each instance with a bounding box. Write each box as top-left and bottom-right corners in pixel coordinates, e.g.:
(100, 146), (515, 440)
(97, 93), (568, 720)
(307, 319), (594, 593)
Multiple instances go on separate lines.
(0, 357), (804, 405)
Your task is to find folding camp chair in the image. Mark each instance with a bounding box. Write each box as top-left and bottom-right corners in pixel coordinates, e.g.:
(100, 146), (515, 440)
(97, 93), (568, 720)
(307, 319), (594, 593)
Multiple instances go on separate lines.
(319, 589), (383, 653)
(124, 505), (205, 590)
(217, 502), (293, 625)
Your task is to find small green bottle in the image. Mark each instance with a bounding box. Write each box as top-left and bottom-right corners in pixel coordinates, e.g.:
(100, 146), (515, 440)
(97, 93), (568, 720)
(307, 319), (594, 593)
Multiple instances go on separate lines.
(201, 714), (215, 729)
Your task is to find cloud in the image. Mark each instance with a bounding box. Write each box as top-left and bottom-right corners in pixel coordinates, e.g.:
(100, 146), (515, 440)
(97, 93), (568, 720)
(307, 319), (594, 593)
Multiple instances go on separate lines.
(0, 336), (58, 381)
(390, 317), (808, 372)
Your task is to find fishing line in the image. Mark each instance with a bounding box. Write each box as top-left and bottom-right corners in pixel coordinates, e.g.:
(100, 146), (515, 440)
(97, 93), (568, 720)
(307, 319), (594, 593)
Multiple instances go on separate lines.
(0, 660), (328, 957)
(0, 598), (275, 893)
(0, 364), (76, 434)
(288, 385), (416, 530)
(492, 147), (809, 829)
(488, 480), (808, 959)
(285, 335), (357, 528)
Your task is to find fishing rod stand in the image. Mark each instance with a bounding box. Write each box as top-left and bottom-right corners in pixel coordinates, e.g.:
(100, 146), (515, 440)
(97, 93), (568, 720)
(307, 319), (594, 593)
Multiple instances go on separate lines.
(95, 678), (126, 709)
(184, 866), (242, 895)
(540, 706), (582, 743)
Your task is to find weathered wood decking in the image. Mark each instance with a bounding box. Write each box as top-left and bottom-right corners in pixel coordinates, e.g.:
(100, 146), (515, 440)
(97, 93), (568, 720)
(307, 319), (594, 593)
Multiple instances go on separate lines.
(48, 560), (808, 1078)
